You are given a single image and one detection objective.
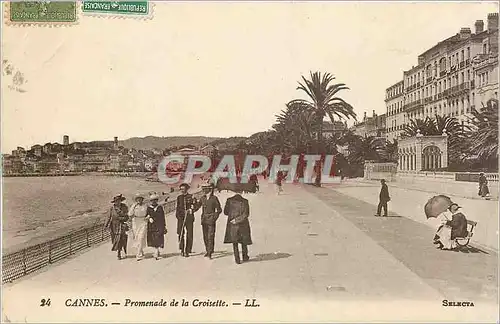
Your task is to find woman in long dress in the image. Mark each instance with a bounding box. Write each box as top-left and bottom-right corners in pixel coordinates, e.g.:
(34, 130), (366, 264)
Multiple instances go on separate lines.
(146, 193), (167, 260)
(105, 194), (129, 260)
(478, 173), (490, 198)
(128, 193), (148, 261)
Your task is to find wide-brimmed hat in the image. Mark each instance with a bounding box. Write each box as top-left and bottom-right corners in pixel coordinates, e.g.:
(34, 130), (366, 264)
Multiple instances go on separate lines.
(111, 194), (126, 203)
(134, 193), (145, 200)
(149, 192), (160, 200)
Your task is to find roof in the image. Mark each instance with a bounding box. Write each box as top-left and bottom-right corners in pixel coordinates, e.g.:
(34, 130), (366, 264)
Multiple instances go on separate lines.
(177, 147), (196, 152)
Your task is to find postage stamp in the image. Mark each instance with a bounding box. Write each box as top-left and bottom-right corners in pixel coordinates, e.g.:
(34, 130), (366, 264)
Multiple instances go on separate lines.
(4, 1), (78, 26)
(81, 1), (154, 20)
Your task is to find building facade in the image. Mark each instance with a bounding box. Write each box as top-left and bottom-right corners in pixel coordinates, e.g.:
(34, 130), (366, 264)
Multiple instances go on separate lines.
(385, 13), (499, 141)
(350, 110), (386, 138)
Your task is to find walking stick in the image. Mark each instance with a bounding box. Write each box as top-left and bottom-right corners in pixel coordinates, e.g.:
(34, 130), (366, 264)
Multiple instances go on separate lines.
(178, 195), (193, 254)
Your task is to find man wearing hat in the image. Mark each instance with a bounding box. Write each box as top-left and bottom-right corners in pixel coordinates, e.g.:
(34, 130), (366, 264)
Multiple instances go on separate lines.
(194, 183), (222, 259)
(435, 203), (468, 250)
(223, 188), (252, 264)
(176, 183), (195, 257)
(105, 194), (129, 260)
(375, 179), (390, 217)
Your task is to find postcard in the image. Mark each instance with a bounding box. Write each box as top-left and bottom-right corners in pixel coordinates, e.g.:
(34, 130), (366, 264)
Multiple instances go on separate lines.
(1, 1), (499, 322)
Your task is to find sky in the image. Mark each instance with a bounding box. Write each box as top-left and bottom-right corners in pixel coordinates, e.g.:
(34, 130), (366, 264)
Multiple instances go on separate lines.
(1, 1), (498, 153)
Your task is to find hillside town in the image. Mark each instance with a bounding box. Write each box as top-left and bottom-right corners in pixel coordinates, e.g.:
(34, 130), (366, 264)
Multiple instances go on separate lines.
(1, 135), (220, 174)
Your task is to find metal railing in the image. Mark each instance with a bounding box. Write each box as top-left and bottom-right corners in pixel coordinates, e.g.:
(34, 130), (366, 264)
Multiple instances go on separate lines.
(2, 190), (203, 284)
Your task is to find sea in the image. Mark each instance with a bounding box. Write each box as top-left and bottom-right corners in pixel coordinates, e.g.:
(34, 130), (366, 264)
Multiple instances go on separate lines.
(2, 175), (200, 253)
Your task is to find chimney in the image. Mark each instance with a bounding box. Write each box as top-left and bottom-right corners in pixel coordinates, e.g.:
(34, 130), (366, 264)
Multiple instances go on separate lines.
(475, 20), (484, 34)
(363, 112), (367, 120)
(372, 109), (376, 117)
(488, 13), (499, 32)
(459, 27), (471, 39)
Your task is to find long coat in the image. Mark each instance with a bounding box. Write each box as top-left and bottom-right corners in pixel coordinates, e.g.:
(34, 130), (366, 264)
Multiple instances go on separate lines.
(105, 203), (129, 251)
(146, 205), (166, 248)
(446, 212), (468, 240)
(379, 183), (390, 202)
(194, 194), (222, 225)
(479, 175), (490, 197)
(223, 194), (252, 245)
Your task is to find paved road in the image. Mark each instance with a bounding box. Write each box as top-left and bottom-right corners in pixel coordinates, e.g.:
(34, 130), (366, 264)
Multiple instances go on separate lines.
(328, 179), (499, 251)
(2, 180), (498, 322)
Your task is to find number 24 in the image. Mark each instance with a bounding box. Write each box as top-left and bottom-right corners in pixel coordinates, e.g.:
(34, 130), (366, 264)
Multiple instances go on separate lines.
(40, 298), (51, 307)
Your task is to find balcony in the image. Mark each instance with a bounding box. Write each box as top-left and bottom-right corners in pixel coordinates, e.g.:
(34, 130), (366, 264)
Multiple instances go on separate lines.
(439, 70), (447, 77)
(459, 61), (465, 69)
(426, 76), (434, 83)
(450, 65), (457, 72)
(466, 58), (470, 66)
(443, 82), (470, 98)
(404, 99), (423, 111)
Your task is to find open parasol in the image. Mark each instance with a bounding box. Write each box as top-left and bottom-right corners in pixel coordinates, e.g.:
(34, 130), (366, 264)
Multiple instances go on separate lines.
(424, 195), (453, 219)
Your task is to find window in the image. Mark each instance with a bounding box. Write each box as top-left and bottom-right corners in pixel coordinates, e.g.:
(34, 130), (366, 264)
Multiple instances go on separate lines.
(461, 72), (464, 84)
(461, 50), (464, 62)
(467, 70), (470, 81)
(467, 47), (470, 59)
(483, 43), (487, 54)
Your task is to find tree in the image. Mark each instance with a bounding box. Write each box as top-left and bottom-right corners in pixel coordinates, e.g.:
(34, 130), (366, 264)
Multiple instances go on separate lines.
(382, 139), (398, 163)
(347, 135), (385, 166)
(465, 99), (499, 170)
(400, 117), (435, 137)
(287, 71), (357, 186)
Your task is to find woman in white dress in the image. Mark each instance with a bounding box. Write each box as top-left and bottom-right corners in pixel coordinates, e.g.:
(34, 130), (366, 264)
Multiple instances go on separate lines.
(128, 193), (148, 260)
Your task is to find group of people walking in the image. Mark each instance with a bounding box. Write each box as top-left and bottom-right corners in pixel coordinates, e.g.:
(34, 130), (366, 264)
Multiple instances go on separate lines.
(105, 192), (166, 260)
(105, 182), (253, 264)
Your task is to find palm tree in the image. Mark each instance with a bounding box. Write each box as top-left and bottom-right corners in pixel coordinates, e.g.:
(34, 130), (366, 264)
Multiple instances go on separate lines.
(382, 139), (398, 163)
(287, 71), (357, 186)
(347, 135), (385, 166)
(465, 99), (499, 169)
(400, 117), (436, 137)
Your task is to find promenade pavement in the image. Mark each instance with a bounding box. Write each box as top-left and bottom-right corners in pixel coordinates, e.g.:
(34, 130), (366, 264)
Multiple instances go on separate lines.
(327, 179), (499, 251)
(2, 180), (498, 322)
(394, 176), (499, 200)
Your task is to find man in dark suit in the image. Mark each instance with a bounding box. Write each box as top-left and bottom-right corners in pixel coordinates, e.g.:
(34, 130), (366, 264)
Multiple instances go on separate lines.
(176, 183), (195, 257)
(375, 179), (390, 217)
(194, 183), (222, 259)
(223, 189), (252, 264)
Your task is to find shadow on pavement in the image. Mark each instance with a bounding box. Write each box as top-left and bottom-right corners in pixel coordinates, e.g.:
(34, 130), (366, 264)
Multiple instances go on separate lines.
(454, 246), (490, 254)
(249, 252), (292, 262)
(164, 252), (182, 258)
(211, 251), (233, 259)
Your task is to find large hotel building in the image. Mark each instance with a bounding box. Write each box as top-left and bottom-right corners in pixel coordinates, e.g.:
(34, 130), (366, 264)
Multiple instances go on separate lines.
(385, 13), (499, 142)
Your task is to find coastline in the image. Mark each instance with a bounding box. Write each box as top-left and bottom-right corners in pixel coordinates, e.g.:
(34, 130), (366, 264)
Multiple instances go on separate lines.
(2, 174), (205, 255)
(3, 171), (153, 178)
